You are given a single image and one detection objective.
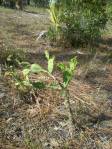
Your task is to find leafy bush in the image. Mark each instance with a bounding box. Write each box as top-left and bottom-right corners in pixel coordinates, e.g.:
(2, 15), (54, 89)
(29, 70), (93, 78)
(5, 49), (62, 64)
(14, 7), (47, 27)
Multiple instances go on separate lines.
(49, 0), (108, 46)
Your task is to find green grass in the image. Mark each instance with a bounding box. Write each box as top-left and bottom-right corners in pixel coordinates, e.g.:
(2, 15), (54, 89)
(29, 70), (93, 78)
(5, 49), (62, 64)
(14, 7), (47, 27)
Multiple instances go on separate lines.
(0, 6), (15, 13)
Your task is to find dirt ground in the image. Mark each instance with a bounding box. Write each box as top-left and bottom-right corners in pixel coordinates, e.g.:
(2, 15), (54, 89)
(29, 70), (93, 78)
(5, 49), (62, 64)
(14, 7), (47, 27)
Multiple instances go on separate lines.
(0, 7), (112, 149)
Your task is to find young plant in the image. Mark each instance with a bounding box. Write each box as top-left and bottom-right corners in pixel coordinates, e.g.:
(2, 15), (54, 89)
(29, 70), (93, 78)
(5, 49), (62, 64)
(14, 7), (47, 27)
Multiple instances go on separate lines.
(29, 51), (77, 137)
(8, 51), (77, 137)
(58, 57), (77, 137)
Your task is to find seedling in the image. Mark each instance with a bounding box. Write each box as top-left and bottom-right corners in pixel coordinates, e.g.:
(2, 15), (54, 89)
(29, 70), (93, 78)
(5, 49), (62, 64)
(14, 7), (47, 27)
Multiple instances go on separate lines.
(30, 51), (77, 137)
(8, 51), (77, 137)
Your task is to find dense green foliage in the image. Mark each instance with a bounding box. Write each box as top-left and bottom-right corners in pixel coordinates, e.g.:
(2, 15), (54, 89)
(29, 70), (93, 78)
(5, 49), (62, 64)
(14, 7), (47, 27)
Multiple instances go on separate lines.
(49, 0), (108, 46)
(32, 0), (49, 7)
(0, 0), (16, 8)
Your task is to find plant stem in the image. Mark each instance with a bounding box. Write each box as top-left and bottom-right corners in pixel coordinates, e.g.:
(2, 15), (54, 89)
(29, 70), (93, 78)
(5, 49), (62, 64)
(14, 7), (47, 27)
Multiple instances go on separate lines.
(63, 89), (74, 138)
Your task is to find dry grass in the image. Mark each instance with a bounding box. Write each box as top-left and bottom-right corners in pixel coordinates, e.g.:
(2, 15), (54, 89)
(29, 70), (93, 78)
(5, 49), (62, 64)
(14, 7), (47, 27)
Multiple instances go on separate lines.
(0, 6), (50, 55)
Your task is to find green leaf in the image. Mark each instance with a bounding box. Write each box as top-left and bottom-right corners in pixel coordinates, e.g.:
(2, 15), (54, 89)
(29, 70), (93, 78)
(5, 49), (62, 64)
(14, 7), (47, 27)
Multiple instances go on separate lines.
(22, 69), (30, 76)
(21, 62), (30, 68)
(48, 56), (55, 74)
(7, 55), (12, 61)
(63, 71), (71, 88)
(32, 81), (46, 89)
(45, 50), (49, 60)
(45, 51), (55, 74)
(58, 57), (77, 88)
(58, 63), (65, 72)
(69, 57), (77, 72)
(31, 64), (45, 73)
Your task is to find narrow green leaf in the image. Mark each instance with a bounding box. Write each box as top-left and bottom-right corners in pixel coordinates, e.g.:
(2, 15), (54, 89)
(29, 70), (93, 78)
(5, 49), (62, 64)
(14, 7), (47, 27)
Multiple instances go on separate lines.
(45, 50), (49, 60)
(63, 71), (71, 88)
(48, 56), (55, 73)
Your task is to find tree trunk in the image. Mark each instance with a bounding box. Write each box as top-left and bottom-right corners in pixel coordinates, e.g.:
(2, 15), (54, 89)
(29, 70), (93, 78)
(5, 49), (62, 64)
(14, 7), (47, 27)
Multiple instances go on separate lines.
(16, 0), (23, 10)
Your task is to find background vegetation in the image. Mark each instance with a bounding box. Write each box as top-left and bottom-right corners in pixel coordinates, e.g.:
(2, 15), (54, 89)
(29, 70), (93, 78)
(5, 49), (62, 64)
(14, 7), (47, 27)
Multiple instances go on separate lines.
(49, 0), (109, 46)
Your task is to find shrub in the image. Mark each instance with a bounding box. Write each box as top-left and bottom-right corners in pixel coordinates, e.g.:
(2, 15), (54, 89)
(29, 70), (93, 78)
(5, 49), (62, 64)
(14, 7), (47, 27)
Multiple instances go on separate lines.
(49, 0), (108, 46)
